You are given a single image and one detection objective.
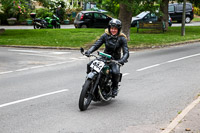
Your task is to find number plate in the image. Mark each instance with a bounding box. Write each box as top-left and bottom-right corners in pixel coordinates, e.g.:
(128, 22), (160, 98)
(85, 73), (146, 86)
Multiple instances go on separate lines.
(90, 60), (105, 73)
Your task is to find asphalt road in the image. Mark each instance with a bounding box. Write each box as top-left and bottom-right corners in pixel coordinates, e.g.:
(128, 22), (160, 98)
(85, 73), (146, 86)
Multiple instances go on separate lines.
(0, 43), (200, 133)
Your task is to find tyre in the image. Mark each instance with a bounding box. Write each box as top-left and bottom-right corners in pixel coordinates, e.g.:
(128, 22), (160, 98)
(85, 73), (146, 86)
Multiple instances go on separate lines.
(79, 79), (93, 111)
(81, 25), (87, 28)
(185, 16), (191, 23)
(33, 24), (40, 29)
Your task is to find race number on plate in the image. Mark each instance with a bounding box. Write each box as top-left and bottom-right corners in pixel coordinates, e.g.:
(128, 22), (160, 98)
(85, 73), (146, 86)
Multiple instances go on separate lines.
(90, 60), (105, 72)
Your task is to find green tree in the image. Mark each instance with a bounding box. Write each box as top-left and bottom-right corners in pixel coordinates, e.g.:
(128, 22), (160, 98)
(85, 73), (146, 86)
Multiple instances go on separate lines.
(91, 0), (161, 40)
(118, 0), (135, 40)
(160, 0), (169, 30)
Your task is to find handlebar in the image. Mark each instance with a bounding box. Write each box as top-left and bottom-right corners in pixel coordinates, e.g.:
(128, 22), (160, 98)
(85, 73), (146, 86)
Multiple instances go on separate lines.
(80, 47), (122, 66)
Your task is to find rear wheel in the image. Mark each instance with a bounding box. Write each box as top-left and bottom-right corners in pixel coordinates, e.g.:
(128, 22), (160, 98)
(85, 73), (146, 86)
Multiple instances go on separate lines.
(79, 79), (93, 111)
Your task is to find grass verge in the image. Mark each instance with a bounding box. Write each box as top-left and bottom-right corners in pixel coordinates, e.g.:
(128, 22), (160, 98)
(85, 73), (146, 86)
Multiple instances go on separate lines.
(0, 26), (200, 49)
(192, 17), (200, 22)
(0, 28), (104, 48)
(129, 26), (200, 49)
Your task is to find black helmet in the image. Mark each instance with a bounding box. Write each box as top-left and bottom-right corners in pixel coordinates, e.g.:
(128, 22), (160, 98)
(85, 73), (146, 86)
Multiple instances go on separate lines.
(108, 19), (122, 35)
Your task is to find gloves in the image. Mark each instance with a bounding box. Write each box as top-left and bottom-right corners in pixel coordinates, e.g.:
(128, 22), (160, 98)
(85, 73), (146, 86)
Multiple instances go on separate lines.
(85, 51), (90, 57)
(117, 59), (124, 65)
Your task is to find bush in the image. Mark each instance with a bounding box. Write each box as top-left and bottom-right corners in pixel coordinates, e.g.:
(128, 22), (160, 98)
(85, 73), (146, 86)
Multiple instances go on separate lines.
(36, 8), (53, 19)
(194, 7), (200, 16)
(0, 13), (7, 25)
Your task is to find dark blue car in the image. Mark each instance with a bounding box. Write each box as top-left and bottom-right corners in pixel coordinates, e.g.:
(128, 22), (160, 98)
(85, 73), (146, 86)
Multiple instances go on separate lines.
(131, 11), (172, 27)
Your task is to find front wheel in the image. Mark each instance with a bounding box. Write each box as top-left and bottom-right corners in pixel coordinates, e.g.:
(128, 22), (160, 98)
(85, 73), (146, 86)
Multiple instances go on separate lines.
(33, 23), (40, 29)
(185, 16), (191, 23)
(79, 79), (93, 111)
(81, 24), (87, 28)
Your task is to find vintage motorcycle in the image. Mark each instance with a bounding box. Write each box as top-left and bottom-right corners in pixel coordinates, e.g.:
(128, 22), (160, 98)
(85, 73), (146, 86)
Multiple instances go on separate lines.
(79, 48), (122, 111)
(30, 13), (61, 29)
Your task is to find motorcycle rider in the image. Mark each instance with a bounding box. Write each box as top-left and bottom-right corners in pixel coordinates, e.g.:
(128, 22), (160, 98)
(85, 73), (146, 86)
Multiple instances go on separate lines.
(85, 19), (129, 97)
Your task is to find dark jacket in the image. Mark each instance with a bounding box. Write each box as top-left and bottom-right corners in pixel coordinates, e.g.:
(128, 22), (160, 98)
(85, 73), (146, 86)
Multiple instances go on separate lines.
(87, 29), (129, 63)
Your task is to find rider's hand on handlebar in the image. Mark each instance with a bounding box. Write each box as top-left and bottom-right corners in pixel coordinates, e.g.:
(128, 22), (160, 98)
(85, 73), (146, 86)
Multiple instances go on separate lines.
(85, 51), (90, 57)
(117, 59), (124, 65)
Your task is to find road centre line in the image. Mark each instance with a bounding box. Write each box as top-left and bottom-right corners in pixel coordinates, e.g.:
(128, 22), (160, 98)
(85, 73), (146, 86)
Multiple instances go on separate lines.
(15, 67), (31, 72)
(30, 65), (44, 69)
(167, 53), (200, 63)
(136, 64), (160, 72)
(0, 89), (69, 108)
(137, 53), (200, 72)
(0, 71), (13, 75)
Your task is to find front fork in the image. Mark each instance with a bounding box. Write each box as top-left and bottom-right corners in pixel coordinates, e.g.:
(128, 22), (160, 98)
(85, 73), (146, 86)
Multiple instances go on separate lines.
(86, 71), (101, 97)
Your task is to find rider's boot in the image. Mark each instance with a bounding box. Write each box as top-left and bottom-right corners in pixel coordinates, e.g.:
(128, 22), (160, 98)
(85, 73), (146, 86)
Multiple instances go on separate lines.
(112, 74), (120, 97)
(112, 86), (119, 97)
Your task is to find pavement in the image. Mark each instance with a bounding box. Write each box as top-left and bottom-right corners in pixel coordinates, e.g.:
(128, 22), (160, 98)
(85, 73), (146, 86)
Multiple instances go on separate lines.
(0, 22), (200, 29)
(0, 24), (75, 29)
(0, 24), (200, 133)
(162, 96), (200, 133)
(170, 103), (200, 133)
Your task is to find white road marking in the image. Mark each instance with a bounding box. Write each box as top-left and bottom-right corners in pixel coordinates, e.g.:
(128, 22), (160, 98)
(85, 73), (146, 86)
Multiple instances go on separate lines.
(30, 66), (44, 69)
(122, 73), (130, 76)
(0, 89), (69, 108)
(161, 96), (200, 133)
(51, 52), (70, 55)
(136, 64), (160, 72)
(8, 49), (43, 53)
(137, 53), (200, 72)
(70, 57), (86, 60)
(0, 71), (13, 75)
(15, 68), (30, 72)
(167, 53), (200, 63)
(9, 49), (71, 55)
(19, 53), (61, 58)
(0, 60), (77, 75)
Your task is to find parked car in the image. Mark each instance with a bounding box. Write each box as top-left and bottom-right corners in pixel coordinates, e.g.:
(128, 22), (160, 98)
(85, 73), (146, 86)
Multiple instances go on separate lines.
(131, 11), (172, 27)
(74, 11), (112, 28)
(131, 11), (157, 27)
(168, 3), (194, 23)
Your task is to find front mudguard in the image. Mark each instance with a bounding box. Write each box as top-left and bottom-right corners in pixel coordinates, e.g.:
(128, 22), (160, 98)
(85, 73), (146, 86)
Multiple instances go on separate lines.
(86, 71), (98, 80)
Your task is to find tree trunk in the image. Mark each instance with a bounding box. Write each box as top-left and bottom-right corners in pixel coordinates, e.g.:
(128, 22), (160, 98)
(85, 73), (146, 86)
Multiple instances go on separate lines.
(160, 0), (169, 30)
(118, 3), (132, 41)
(181, 0), (186, 36)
